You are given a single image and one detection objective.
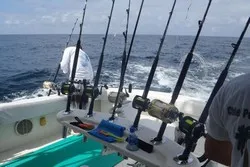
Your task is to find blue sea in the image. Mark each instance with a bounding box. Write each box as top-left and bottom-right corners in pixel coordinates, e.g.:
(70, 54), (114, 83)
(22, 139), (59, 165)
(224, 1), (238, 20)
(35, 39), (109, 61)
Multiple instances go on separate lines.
(0, 34), (249, 103)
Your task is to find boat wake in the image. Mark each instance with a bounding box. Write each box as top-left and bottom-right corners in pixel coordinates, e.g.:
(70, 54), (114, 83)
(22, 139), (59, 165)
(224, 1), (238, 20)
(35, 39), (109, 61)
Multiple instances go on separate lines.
(1, 53), (244, 103)
(0, 69), (64, 103)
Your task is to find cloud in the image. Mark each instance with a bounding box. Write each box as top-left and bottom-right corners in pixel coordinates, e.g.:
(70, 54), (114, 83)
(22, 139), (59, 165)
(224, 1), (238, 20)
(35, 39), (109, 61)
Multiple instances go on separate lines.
(61, 13), (70, 23)
(24, 19), (36, 25)
(41, 15), (57, 23)
(0, 0), (250, 36)
(4, 19), (20, 25)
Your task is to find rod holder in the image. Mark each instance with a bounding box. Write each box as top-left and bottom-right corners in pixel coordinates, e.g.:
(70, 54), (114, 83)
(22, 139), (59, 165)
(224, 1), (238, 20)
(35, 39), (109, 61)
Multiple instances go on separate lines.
(173, 154), (193, 165)
(150, 137), (166, 145)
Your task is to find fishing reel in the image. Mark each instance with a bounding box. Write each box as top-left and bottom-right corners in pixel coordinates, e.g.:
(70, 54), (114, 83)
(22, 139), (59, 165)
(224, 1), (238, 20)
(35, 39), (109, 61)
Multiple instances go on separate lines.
(60, 80), (108, 97)
(173, 115), (206, 165)
(132, 95), (150, 111)
(83, 83), (109, 98)
(43, 81), (61, 95)
(146, 99), (180, 124)
(84, 85), (95, 97)
(175, 115), (201, 146)
(178, 116), (199, 136)
(61, 80), (85, 95)
(61, 82), (75, 95)
(43, 81), (56, 90)
(174, 117), (205, 164)
(177, 115), (205, 145)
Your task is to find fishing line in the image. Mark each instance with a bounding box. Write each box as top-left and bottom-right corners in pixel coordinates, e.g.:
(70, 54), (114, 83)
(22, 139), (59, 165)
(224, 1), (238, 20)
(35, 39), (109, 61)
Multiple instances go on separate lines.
(108, 0), (147, 121)
(131, 0), (177, 128)
(152, 0), (213, 144)
(48, 18), (78, 81)
(199, 17), (250, 124)
(109, 0), (131, 120)
(47, 18), (78, 96)
(179, 52), (208, 81)
(185, 0), (193, 20)
(62, 0), (88, 138)
(124, 0), (145, 76)
(87, 0), (116, 116)
(108, 0), (145, 119)
(176, 17), (250, 163)
(49, 18), (78, 81)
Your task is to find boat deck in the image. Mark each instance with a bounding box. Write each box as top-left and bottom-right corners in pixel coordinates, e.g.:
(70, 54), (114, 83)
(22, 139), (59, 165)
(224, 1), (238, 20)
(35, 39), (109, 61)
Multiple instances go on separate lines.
(0, 134), (123, 167)
(0, 129), (226, 167)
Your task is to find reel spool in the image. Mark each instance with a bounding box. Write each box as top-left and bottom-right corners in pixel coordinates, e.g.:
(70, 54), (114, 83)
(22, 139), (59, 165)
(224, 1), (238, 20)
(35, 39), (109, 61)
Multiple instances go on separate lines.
(146, 99), (179, 124)
(61, 82), (75, 95)
(85, 86), (99, 98)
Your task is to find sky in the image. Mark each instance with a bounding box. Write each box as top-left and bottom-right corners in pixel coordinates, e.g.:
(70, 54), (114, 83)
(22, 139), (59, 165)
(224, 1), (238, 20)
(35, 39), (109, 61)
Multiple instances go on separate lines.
(0, 0), (250, 36)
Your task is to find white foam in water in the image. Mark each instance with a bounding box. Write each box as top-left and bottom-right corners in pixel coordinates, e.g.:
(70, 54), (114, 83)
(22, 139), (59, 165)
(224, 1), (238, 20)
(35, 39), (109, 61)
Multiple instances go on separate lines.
(175, 52), (213, 100)
(121, 59), (213, 101)
(155, 66), (179, 89)
(5, 51), (246, 103)
(128, 63), (151, 73)
(179, 52), (208, 80)
(10, 88), (50, 102)
(228, 71), (245, 79)
(2, 90), (30, 102)
(124, 63), (151, 88)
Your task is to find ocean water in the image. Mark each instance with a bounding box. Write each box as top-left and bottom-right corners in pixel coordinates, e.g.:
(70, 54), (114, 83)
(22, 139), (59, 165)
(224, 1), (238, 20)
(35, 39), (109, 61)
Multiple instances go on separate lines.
(0, 34), (249, 103)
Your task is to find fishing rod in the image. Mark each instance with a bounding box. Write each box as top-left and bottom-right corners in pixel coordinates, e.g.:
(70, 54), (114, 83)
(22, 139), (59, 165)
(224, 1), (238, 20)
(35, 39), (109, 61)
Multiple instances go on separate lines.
(65, 19), (79, 48)
(62, 0), (88, 138)
(47, 18), (78, 96)
(109, 0), (131, 120)
(151, 0), (213, 144)
(87, 0), (116, 116)
(131, 0), (177, 129)
(125, 0), (145, 76)
(109, 0), (145, 120)
(175, 17), (250, 164)
(199, 17), (250, 124)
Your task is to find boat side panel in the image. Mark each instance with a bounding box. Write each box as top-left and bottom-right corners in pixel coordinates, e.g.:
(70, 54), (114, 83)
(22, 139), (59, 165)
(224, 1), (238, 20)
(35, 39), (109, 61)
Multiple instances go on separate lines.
(0, 112), (62, 153)
(0, 95), (67, 125)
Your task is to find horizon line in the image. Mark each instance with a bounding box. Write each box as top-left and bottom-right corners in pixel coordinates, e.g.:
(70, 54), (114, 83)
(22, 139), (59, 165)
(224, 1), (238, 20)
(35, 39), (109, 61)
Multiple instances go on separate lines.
(0, 33), (245, 38)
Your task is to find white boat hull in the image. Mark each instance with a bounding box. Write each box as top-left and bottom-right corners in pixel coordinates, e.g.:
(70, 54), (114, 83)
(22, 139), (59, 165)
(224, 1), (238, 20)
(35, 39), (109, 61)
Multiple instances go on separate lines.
(0, 88), (222, 166)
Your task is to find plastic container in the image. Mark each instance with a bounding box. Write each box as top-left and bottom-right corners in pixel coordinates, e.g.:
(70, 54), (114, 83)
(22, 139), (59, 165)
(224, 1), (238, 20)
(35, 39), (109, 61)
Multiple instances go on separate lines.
(126, 127), (139, 151)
